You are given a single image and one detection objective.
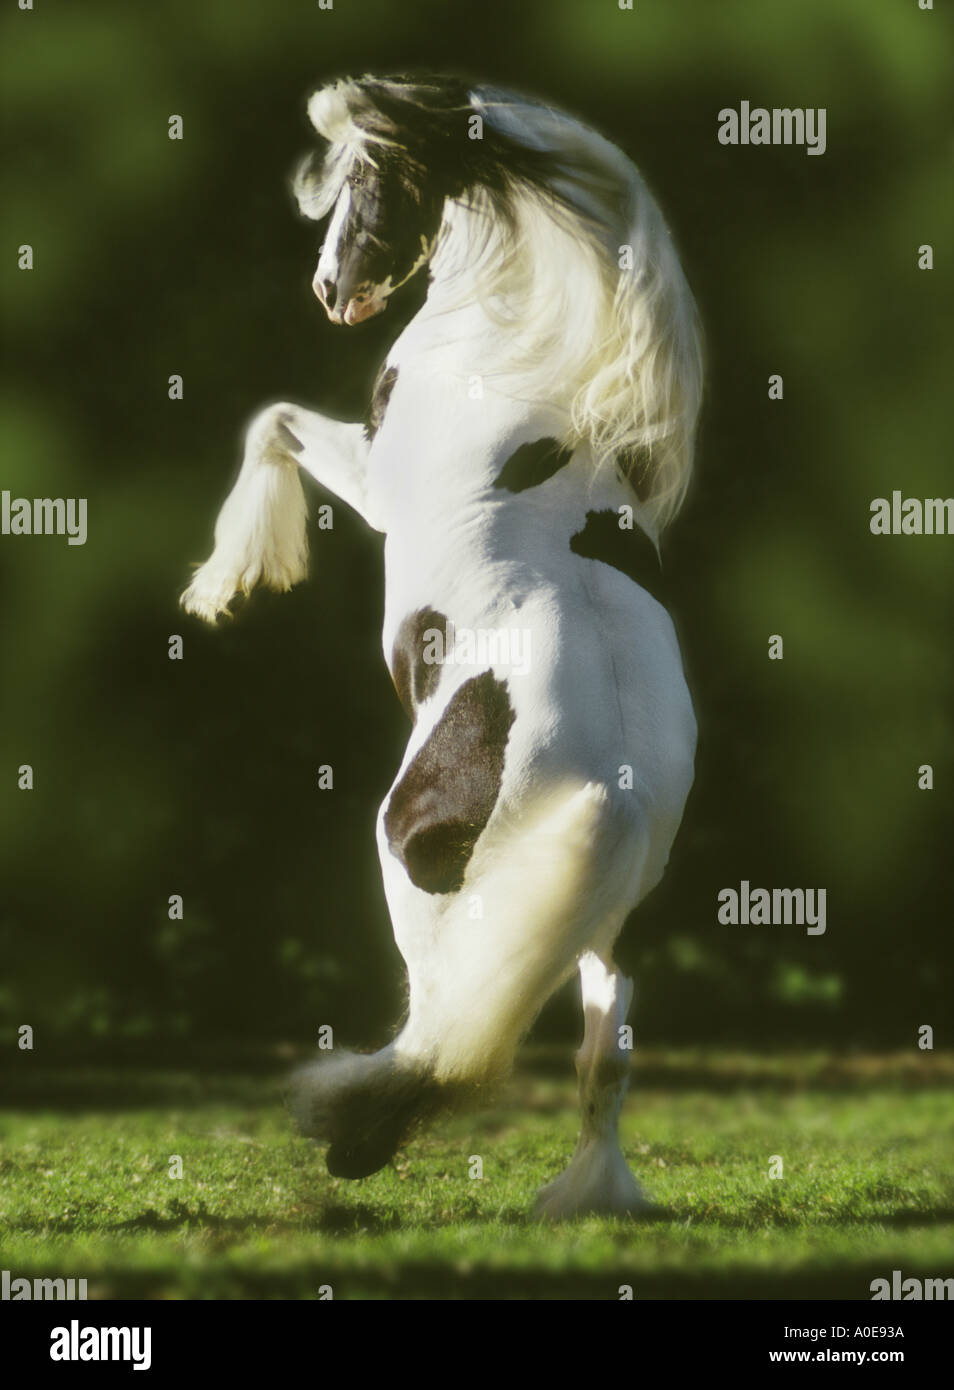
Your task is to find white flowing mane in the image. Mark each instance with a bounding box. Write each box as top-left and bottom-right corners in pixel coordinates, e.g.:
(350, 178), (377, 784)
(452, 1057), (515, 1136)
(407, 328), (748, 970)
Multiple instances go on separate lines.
(296, 77), (703, 532)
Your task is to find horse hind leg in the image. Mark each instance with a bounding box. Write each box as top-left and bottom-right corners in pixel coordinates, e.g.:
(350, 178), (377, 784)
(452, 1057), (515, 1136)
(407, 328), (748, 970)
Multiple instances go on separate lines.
(389, 780), (628, 1089)
(290, 781), (626, 1180)
(535, 949), (650, 1220)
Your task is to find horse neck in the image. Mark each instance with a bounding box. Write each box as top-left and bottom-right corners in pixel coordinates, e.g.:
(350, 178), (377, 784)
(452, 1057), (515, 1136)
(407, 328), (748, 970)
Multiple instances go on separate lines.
(394, 282), (502, 377)
(392, 199), (531, 371)
(401, 191), (611, 405)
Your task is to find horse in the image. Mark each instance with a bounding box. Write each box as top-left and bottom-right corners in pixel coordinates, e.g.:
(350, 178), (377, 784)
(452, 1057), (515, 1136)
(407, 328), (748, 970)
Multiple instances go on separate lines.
(181, 74), (703, 1219)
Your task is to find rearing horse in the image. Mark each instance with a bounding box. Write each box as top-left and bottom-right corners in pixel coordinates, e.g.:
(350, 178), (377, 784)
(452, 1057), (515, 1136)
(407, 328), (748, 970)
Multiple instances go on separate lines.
(181, 74), (702, 1219)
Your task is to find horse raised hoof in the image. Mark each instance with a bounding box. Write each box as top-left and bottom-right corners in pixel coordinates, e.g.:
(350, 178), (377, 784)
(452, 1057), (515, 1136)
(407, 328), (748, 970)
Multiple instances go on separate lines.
(289, 1046), (448, 1180)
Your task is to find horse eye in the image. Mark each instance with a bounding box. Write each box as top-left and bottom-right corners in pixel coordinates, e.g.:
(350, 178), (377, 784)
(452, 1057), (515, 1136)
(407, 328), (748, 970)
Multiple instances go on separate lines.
(348, 173), (364, 189)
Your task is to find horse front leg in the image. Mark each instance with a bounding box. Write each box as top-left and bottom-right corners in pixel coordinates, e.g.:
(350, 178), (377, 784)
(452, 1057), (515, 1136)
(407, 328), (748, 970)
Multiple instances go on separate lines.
(535, 950), (650, 1220)
(180, 402), (375, 624)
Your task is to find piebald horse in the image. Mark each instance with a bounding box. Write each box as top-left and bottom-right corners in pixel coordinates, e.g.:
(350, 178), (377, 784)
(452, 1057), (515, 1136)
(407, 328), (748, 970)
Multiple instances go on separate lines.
(182, 75), (702, 1218)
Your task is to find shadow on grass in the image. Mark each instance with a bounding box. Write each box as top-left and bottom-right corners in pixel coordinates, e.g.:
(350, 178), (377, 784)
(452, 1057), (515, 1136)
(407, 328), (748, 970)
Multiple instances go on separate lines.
(0, 1068), (281, 1113)
(3, 1051), (952, 1114)
(5, 1196), (676, 1239)
(12, 1197), (951, 1242)
(107, 1199), (407, 1237)
(669, 1206), (954, 1231)
(53, 1256), (954, 1300)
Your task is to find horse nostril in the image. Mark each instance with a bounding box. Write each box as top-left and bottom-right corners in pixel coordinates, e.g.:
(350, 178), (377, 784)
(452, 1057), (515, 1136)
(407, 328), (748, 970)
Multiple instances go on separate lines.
(320, 279), (337, 310)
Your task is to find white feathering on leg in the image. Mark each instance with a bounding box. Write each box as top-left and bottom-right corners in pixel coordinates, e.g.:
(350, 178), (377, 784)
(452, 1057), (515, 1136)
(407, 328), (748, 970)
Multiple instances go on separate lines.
(181, 418), (309, 623)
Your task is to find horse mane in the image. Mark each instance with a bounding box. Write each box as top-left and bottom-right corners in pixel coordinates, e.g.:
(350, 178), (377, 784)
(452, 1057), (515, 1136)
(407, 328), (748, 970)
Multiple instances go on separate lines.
(295, 75), (704, 533)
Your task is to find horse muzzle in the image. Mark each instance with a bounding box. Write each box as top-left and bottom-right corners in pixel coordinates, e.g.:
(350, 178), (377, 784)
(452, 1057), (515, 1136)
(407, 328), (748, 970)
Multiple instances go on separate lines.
(342, 294), (385, 326)
(313, 272), (385, 326)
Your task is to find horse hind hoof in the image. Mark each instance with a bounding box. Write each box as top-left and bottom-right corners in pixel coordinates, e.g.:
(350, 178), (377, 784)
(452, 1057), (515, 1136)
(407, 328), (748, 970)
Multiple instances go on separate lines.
(326, 1133), (402, 1180)
(288, 1047), (447, 1180)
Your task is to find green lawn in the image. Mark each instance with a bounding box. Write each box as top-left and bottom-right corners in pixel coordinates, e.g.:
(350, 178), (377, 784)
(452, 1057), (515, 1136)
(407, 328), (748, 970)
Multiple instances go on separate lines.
(1, 1052), (952, 1299)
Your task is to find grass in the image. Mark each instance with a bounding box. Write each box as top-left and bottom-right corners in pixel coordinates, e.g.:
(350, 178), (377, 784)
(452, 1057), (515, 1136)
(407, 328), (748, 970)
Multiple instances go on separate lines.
(1, 1051), (952, 1299)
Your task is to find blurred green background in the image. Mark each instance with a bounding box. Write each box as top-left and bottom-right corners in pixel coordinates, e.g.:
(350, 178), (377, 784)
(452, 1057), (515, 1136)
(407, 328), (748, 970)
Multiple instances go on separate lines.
(1, 0), (951, 1060)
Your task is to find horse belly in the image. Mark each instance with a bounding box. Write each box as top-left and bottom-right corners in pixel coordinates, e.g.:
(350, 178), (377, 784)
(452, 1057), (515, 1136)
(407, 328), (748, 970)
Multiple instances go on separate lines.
(380, 561), (693, 930)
